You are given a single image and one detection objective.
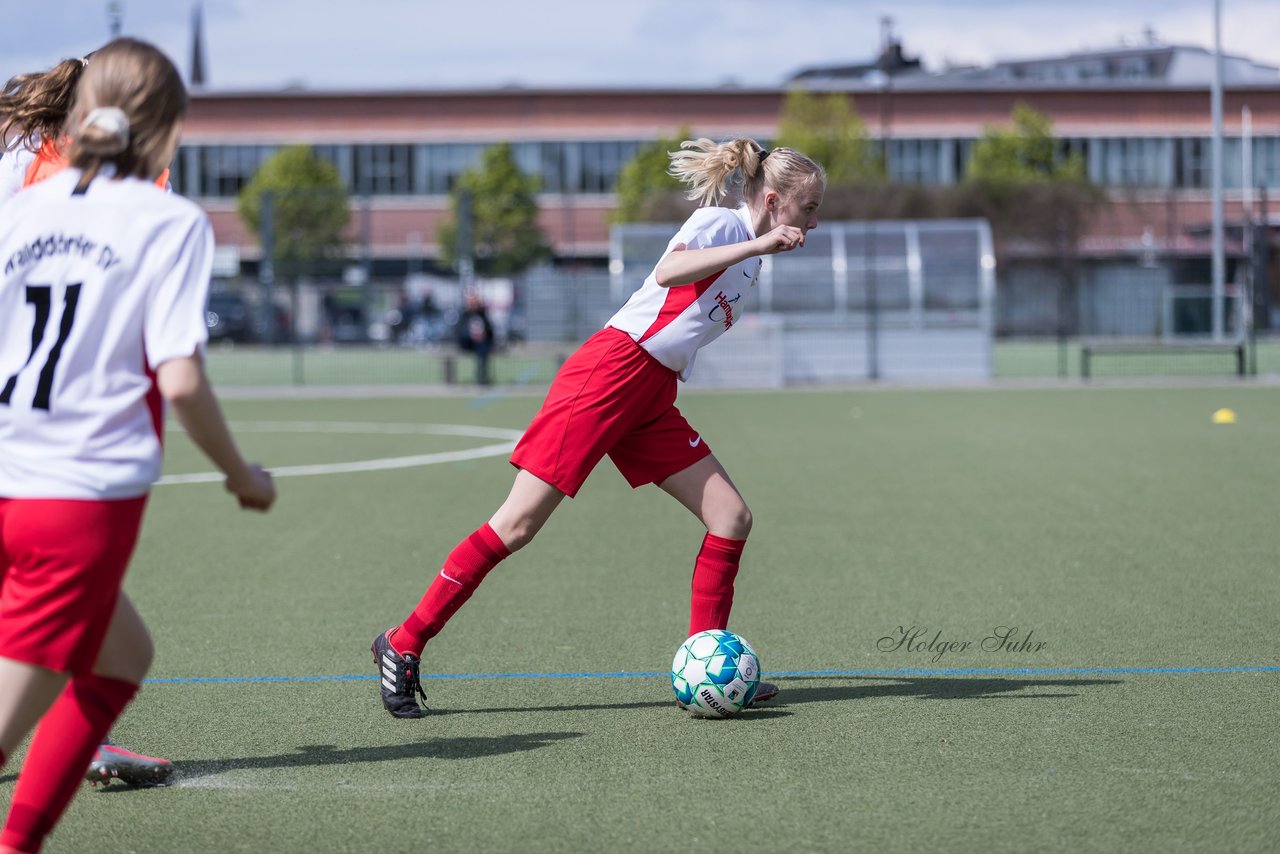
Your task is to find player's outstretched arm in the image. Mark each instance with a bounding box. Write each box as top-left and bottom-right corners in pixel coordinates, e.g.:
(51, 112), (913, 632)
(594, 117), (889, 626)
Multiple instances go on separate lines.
(156, 353), (276, 511)
(654, 224), (806, 287)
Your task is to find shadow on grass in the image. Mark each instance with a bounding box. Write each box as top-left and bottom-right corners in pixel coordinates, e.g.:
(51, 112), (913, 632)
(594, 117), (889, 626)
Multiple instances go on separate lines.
(57, 732), (583, 789)
(0, 677), (1120, 786)
(773, 674), (1123, 702)
(428, 674), (1120, 717)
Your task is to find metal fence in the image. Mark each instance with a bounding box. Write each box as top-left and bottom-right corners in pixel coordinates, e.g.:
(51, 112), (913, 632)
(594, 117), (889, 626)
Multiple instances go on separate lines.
(204, 218), (1271, 387)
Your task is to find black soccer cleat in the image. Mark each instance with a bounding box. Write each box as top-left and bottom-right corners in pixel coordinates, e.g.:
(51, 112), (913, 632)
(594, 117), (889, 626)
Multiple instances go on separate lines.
(85, 741), (174, 788)
(372, 629), (428, 719)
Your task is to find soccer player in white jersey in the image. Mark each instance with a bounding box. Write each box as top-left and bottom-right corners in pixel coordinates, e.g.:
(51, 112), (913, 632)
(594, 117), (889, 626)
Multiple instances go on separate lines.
(0, 38), (276, 853)
(372, 137), (824, 718)
(0, 47), (177, 790)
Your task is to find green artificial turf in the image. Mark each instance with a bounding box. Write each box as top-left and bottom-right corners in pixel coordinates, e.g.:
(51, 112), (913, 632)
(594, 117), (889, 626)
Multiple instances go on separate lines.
(4, 385), (1278, 853)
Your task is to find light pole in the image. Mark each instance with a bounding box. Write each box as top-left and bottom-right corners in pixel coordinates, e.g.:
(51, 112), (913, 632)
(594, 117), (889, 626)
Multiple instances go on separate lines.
(878, 15), (895, 181)
(1210, 0), (1225, 339)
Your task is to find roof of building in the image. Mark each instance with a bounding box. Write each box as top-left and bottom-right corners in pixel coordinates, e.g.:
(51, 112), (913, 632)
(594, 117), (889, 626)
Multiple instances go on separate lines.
(787, 42), (1280, 91)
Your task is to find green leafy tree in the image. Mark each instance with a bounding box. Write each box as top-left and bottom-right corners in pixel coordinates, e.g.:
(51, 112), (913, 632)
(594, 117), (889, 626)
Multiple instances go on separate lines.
(967, 102), (1086, 183)
(438, 143), (549, 276)
(237, 145), (349, 275)
(773, 89), (882, 185)
(963, 103), (1101, 336)
(612, 126), (693, 223)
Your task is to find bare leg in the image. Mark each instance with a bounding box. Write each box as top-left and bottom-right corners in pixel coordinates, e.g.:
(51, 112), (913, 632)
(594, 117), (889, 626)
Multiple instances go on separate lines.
(0, 659), (67, 759)
(658, 454), (752, 538)
(660, 454), (777, 704)
(488, 468), (568, 551)
(0, 594), (153, 765)
(82, 592), (172, 786)
(92, 594), (153, 685)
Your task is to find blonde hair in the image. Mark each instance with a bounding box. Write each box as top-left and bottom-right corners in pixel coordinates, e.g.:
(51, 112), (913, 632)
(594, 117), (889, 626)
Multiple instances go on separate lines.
(667, 137), (826, 208)
(64, 38), (187, 190)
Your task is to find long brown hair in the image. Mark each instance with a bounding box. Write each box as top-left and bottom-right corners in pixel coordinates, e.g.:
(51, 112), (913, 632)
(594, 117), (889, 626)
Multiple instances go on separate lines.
(0, 57), (88, 150)
(64, 38), (188, 190)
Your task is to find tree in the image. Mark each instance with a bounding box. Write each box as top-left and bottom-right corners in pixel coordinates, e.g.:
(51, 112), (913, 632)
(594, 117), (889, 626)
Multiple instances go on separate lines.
(773, 89), (882, 186)
(960, 103), (1099, 248)
(967, 103), (1086, 184)
(437, 143), (549, 276)
(962, 103), (1102, 338)
(237, 145), (349, 275)
(611, 126), (694, 224)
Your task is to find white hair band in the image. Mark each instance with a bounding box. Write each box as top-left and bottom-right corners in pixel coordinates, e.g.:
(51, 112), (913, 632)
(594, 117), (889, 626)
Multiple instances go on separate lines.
(81, 106), (130, 146)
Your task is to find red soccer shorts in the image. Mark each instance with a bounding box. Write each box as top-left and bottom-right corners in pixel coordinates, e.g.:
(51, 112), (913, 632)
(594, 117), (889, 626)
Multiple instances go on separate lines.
(511, 326), (712, 497)
(0, 495), (147, 675)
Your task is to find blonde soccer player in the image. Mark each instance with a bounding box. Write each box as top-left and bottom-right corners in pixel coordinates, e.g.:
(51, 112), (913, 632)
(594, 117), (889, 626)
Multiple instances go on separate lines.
(373, 138), (824, 718)
(0, 38), (275, 853)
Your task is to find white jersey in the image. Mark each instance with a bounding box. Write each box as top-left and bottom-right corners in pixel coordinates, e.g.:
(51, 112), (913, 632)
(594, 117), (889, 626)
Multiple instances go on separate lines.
(0, 168), (212, 499)
(0, 140), (36, 204)
(606, 205), (761, 380)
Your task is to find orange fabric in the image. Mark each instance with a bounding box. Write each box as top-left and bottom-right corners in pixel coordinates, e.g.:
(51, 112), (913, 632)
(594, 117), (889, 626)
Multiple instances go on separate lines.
(22, 137), (169, 189)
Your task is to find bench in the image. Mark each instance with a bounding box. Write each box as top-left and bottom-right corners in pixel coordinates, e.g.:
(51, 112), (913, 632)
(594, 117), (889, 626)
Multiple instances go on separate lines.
(1080, 338), (1246, 379)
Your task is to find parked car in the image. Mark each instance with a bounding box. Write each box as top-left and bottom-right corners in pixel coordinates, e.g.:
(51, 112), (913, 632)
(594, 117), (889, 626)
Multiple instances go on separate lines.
(206, 291), (251, 343)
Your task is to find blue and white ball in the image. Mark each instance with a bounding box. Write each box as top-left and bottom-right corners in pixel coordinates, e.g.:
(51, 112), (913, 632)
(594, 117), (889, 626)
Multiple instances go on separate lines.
(671, 629), (761, 717)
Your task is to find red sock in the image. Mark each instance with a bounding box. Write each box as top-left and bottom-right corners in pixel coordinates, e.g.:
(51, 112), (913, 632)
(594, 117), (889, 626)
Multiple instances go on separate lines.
(1, 675), (137, 853)
(689, 533), (746, 636)
(391, 524), (511, 657)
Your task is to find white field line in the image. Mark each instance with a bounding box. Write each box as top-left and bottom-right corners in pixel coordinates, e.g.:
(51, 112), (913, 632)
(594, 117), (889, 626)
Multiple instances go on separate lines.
(157, 422), (521, 485)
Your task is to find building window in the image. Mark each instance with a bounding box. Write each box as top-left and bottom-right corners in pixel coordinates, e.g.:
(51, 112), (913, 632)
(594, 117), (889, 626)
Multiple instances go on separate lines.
(1098, 137), (1166, 187)
(422, 143), (484, 194)
(352, 144), (414, 195)
(1254, 138), (1280, 190)
(953, 138), (975, 182)
(181, 144), (275, 197)
(579, 140), (642, 193)
(1176, 137), (1212, 189)
(312, 145), (353, 189)
(888, 138), (942, 184)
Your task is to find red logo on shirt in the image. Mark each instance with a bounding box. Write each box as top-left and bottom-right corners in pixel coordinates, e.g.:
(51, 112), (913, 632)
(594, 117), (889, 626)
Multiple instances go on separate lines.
(710, 291), (739, 329)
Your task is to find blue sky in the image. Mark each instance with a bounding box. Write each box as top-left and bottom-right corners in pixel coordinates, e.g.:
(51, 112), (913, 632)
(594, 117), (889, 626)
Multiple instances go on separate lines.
(2, 0), (1277, 91)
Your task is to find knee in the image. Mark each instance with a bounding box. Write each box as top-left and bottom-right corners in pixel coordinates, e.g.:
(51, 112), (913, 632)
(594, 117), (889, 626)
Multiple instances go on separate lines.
(710, 503), (752, 540)
(117, 631), (154, 684)
(99, 626), (154, 685)
(490, 515), (541, 553)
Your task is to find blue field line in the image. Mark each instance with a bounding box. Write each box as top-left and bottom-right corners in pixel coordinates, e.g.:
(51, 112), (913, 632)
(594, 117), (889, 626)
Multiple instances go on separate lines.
(144, 664), (1280, 685)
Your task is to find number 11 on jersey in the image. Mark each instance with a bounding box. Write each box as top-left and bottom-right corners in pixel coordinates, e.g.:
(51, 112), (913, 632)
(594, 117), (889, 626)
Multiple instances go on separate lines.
(1, 283), (82, 411)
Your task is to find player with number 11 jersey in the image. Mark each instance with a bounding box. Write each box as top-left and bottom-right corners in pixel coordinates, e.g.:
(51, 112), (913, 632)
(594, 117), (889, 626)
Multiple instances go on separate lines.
(0, 168), (209, 498)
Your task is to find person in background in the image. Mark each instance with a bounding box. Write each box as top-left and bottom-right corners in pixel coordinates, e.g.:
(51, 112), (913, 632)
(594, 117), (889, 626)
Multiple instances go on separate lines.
(372, 137), (824, 719)
(456, 289), (495, 385)
(0, 38), (276, 852)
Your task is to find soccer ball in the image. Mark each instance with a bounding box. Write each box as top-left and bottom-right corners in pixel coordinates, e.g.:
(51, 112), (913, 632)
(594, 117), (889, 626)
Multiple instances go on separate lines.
(671, 629), (761, 718)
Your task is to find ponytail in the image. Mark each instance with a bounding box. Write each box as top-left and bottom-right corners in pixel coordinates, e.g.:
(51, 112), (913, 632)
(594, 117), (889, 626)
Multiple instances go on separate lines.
(667, 138), (766, 207)
(0, 57), (88, 149)
(64, 38), (188, 191)
(668, 137), (825, 208)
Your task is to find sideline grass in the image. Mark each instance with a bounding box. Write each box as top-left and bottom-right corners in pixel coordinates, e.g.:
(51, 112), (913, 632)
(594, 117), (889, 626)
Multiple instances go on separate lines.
(4, 385), (1278, 852)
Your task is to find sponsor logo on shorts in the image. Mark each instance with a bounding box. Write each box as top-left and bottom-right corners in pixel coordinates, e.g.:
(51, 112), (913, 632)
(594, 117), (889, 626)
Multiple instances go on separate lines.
(688, 435), (702, 448)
